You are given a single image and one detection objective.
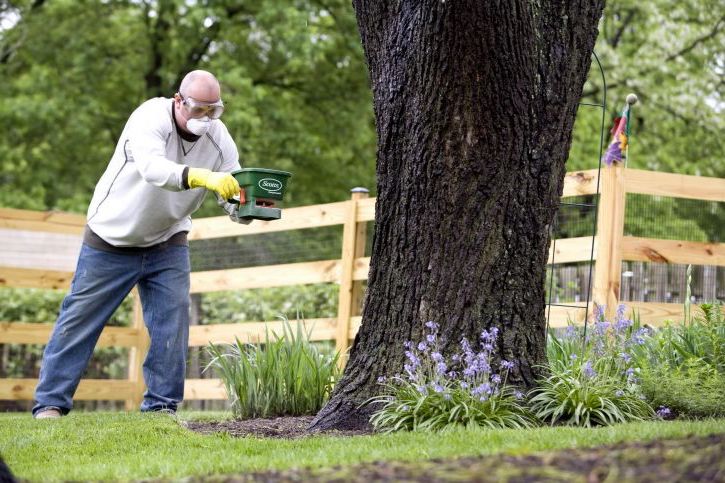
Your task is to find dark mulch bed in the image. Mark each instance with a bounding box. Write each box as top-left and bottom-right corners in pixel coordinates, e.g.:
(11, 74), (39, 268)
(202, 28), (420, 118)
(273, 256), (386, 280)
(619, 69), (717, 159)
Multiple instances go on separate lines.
(182, 416), (372, 439)
(180, 417), (724, 482)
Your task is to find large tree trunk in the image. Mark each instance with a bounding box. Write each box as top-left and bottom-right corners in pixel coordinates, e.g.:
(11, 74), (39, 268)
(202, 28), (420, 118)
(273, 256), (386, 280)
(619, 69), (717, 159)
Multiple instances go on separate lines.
(311, 0), (605, 431)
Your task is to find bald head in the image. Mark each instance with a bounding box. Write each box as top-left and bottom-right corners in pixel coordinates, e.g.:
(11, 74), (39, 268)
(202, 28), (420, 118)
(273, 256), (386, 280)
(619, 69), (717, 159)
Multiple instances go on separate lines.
(179, 70), (221, 103)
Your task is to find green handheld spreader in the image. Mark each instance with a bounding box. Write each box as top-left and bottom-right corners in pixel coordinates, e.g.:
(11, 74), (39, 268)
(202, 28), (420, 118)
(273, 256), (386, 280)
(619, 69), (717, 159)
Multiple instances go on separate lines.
(229, 168), (292, 221)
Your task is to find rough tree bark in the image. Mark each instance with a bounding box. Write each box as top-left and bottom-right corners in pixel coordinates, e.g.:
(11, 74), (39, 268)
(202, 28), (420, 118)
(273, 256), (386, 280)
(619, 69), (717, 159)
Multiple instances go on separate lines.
(310, 0), (606, 431)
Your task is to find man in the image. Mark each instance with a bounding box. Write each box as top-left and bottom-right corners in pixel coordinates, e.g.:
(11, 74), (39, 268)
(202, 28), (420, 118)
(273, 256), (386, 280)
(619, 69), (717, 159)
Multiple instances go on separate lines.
(33, 70), (247, 419)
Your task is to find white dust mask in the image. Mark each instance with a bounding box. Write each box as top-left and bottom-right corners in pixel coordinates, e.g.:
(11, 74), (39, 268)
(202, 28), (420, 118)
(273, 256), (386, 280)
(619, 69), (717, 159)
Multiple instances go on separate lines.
(186, 116), (211, 136)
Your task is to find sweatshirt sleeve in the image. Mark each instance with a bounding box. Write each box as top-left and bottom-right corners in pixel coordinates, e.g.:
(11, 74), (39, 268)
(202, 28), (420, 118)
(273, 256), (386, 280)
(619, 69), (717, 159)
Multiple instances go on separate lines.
(123, 101), (186, 191)
(217, 123), (242, 173)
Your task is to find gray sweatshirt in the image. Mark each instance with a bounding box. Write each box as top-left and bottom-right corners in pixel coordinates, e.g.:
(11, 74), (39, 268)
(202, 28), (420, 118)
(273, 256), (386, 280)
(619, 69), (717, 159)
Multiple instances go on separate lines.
(87, 97), (241, 247)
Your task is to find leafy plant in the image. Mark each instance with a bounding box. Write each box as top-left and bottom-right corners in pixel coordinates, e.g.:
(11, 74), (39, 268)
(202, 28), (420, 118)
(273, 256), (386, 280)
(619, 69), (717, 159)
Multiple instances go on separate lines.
(369, 322), (537, 433)
(204, 316), (340, 419)
(530, 305), (655, 426)
(635, 302), (725, 418)
(529, 362), (653, 427)
(640, 360), (725, 418)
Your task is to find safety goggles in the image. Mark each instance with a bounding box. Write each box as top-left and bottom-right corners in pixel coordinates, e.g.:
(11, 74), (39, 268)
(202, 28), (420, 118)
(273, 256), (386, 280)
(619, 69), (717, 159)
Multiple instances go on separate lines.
(178, 94), (225, 119)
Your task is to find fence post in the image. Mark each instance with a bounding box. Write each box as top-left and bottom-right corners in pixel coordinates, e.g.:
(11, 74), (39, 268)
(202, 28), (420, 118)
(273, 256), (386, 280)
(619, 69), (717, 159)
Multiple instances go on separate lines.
(125, 288), (150, 411)
(593, 164), (627, 320)
(335, 187), (369, 367)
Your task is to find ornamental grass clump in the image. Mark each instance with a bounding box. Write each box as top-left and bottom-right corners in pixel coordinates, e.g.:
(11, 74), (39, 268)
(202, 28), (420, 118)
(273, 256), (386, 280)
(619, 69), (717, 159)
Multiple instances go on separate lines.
(529, 305), (654, 427)
(204, 317), (340, 419)
(369, 322), (537, 433)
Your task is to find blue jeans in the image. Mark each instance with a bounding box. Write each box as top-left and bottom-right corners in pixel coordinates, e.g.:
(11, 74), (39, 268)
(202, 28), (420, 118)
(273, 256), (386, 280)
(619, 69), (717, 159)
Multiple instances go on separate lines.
(33, 243), (190, 415)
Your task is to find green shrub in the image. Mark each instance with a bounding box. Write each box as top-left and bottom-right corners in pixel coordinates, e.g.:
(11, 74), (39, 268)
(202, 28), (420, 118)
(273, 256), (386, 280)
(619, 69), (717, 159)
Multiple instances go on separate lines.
(640, 361), (725, 418)
(635, 303), (725, 418)
(0, 288), (131, 380)
(369, 323), (537, 433)
(204, 317), (340, 419)
(200, 284), (338, 324)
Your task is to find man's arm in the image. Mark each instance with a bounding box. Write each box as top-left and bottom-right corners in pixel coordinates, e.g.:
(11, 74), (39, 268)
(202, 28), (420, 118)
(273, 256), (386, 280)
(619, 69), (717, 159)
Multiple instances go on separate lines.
(124, 102), (187, 190)
(125, 101), (240, 199)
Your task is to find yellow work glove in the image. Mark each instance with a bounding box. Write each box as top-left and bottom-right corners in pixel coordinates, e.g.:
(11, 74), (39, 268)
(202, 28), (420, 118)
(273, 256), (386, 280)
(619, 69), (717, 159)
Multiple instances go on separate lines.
(187, 168), (240, 200)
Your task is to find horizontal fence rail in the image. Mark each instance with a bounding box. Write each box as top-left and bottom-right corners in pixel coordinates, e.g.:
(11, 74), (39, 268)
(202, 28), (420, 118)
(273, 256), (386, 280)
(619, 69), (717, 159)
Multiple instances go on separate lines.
(1, 168), (723, 405)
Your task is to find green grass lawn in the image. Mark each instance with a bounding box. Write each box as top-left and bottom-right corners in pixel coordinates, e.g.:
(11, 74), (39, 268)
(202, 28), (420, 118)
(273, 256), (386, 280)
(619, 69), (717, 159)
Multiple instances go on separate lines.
(1, 411), (723, 482)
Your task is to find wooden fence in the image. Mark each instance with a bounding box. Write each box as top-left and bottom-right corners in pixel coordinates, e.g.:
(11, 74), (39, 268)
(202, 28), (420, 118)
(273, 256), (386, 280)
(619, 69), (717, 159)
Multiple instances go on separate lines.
(0, 167), (723, 407)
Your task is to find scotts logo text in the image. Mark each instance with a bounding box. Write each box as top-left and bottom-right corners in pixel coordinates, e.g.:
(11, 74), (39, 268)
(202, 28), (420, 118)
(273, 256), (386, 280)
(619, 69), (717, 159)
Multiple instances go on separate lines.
(259, 178), (283, 192)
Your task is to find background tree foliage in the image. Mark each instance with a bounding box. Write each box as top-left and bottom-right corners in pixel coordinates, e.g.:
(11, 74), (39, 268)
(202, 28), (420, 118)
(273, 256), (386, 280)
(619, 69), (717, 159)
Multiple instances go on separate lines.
(570, 0), (723, 178)
(0, 0), (722, 226)
(569, 0), (723, 242)
(0, 0), (376, 214)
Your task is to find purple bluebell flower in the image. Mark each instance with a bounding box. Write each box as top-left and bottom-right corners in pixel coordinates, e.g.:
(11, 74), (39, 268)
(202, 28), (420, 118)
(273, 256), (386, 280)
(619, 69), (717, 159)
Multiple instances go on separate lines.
(431, 352), (443, 362)
(447, 371), (458, 378)
(570, 353), (578, 361)
(619, 352), (632, 363)
(460, 338), (473, 354)
(500, 360), (515, 370)
(405, 351), (421, 368)
(432, 383), (444, 393)
(436, 362), (448, 374)
(480, 329), (495, 343)
(656, 406), (672, 418)
(425, 321), (439, 331)
(416, 384), (427, 395)
(565, 325), (577, 339)
(426, 334), (436, 344)
(473, 383), (491, 395)
(615, 317), (633, 332)
(460, 381), (469, 389)
(595, 304), (606, 322)
(582, 360), (597, 378)
(377, 375), (387, 383)
(594, 339), (606, 357)
(633, 328), (649, 345)
(616, 304), (626, 320)
(417, 342), (428, 352)
(514, 390), (524, 400)
(482, 343), (493, 351)
(491, 374), (502, 384)
(451, 354), (461, 362)
(403, 341), (413, 349)
(615, 390), (624, 397)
